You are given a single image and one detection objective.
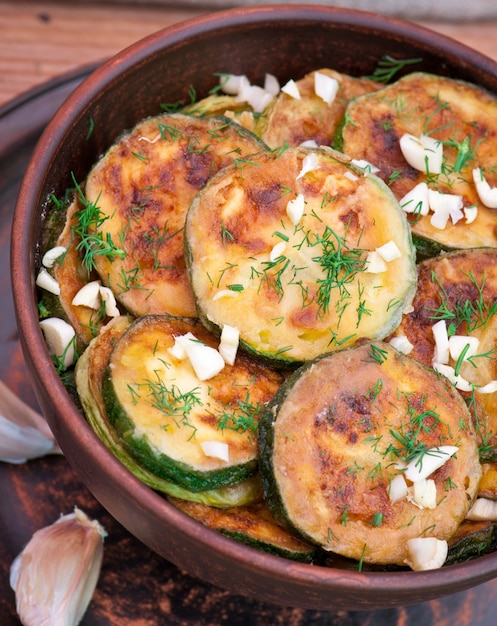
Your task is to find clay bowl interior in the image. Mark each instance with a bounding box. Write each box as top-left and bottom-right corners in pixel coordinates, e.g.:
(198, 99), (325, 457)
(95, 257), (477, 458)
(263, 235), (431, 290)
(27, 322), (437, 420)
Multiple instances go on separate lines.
(10, 4), (497, 611)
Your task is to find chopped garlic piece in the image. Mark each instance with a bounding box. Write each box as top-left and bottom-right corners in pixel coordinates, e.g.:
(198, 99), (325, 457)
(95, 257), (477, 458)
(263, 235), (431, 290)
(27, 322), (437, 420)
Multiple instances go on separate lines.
(412, 478), (437, 509)
(388, 473), (408, 503)
(264, 73), (280, 96)
(39, 318), (76, 368)
(448, 334), (479, 363)
(42, 246), (66, 268)
(400, 182), (430, 216)
(364, 250), (387, 274)
(296, 153), (319, 179)
(281, 79), (301, 99)
(200, 440), (230, 462)
(477, 380), (497, 394)
(428, 189), (464, 229)
(343, 171), (358, 181)
(388, 335), (413, 355)
(237, 82), (273, 113)
(350, 159), (380, 174)
(299, 139), (318, 148)
(72, 280), (102, 309)
(464, 204), (478, 224)
(99, 286), (120, 317)
(220, 73), (248, 95)
(432, 319), (449, 365)
(473, 167), (497, 209)
(168, 332), (197, 360)
(404, 446), (458, 482)
(376, 240), (401, 262)
(286, 193), (305, 225)
(432, 362), (473, 392)
(179, 335), (225, 381)
(467, 498), (497, 521)
(314, 71), (339, 105)
(270, 241), (287, 262)
(36, 268), (60, 296)
(10, 507), (106, 626)
(406, 537), (448, 571)
(219, 324), (240, 366)
(399, 133), (443, 174)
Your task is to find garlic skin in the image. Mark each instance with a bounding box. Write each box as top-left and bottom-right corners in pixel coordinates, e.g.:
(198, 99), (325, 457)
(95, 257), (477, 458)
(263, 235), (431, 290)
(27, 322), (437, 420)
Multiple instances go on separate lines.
(10, 507), (106, 626)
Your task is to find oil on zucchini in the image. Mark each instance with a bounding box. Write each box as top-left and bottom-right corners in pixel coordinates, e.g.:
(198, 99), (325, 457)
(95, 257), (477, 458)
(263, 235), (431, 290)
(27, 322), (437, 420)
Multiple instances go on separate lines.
(185, 145), (417, 366)
(75, 315), (264, 506)
(340, 72), (497, 256)
(84, 113), (268, 319)
(258, 341), (481, 566)
(102, 315), (283, 492)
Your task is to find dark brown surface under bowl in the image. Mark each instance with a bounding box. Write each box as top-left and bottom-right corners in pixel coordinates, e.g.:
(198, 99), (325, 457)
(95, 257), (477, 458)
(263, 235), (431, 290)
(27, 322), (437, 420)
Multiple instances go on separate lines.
(9, 5), (497, 613)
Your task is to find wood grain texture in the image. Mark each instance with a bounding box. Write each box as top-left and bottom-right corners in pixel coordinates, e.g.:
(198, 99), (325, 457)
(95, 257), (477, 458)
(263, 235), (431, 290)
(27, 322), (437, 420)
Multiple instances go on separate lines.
(1, 2), (497, 108)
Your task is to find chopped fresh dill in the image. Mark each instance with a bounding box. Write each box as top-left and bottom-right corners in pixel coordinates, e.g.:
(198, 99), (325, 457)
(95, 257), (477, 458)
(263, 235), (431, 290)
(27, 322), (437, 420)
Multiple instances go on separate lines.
(366, 55), (423, 83)
(71, 174), (125, 273)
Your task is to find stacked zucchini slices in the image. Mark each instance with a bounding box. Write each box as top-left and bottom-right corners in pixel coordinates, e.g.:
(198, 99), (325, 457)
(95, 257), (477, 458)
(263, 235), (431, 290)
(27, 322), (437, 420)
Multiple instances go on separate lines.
(37, 65), (497, 569)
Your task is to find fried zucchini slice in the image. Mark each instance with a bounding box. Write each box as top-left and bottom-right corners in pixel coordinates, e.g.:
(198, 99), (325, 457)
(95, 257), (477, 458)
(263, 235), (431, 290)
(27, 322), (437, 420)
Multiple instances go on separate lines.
(182, 95), (257, 133)
(258, 68), (381, 149)
(389, 248), (497, 467)
(102, 315), (283, 492)
(446, 519), (497, 565)
(75, 316), (263, 506)
(84, 113), (267, 319)
(258, 341), (481, 566)
(340, 72), (497, 256)
(169, 497), (316, 562)
(185, 145), (417, 366)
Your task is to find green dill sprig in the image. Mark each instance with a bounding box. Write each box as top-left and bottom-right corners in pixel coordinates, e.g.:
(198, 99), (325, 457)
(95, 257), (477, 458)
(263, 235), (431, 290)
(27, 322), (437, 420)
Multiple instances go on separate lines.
(216, 392), (262, 434)
(428, 270), (497, 334)
(310, 226), (367, 319)
(71, 174), (125, 273)
(366, 55), (423, 84)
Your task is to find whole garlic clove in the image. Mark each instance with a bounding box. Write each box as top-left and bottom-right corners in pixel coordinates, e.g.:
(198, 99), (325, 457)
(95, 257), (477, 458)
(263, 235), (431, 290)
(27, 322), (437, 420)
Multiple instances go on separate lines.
(10, 507), (106, 626)
(0, 381), (61, 463)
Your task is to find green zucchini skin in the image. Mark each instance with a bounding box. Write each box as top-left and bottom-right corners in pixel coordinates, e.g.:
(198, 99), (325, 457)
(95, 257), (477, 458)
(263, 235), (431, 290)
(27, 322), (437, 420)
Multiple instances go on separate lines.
(102, 315), (283, 492)
(75, 316), (263, 506)
(101, 377), (258, 492)
(412, 233), (453, 263)
(446, 520), (497, 566)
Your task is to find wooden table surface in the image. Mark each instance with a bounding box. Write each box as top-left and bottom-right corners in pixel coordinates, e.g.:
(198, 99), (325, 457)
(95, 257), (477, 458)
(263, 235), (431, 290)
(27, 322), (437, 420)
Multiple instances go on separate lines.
(2, 1), (497, 108)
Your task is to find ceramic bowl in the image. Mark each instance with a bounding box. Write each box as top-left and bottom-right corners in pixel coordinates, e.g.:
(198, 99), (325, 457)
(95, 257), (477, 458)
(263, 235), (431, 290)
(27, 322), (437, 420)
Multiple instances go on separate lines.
(11, 5), (497, 610)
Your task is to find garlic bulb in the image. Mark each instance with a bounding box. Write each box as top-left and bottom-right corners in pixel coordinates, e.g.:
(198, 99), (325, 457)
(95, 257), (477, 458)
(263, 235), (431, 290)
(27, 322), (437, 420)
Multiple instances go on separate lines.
(10, 507), (106, 626)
